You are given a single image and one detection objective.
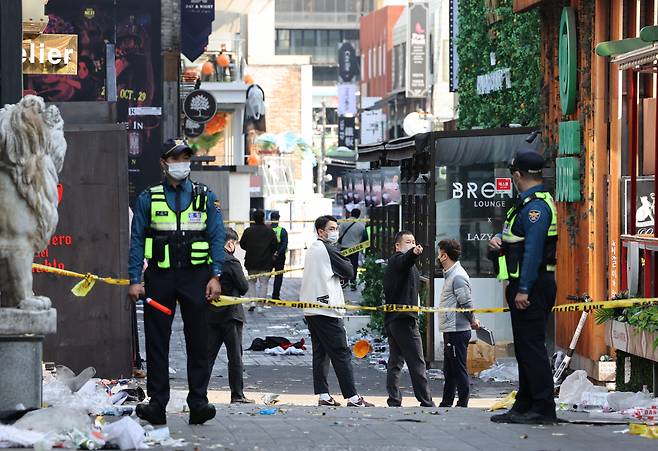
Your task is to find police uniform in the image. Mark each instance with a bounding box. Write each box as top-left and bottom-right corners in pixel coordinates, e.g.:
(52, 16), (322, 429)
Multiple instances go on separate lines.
(494, 149), (558, 423)
(270, 217), (288, 300)
(129, 139), (225, 424)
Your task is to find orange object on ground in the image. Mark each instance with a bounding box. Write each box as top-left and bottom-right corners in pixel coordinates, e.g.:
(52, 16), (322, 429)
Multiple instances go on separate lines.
(353, 339), (372, 359)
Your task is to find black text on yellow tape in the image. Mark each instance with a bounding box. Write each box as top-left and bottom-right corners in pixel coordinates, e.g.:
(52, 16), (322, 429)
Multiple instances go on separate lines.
(210, 295), (658, 315)
(340, 240), (370, 257)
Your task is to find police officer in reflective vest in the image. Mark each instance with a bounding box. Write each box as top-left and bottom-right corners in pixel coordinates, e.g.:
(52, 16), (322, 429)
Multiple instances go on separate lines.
(488, 148), (558, 425)
(128, 139), (225, 425)
(270, 211), (288, 300)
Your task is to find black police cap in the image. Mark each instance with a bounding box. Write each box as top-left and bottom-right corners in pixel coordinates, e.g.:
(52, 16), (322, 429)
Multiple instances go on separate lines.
(161, 138), (192, 158)
(509, 148), (545, 173)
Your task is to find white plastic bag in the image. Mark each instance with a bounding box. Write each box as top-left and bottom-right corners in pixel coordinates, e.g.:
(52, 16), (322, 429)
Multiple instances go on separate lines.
(557, 370), (606, 406)
(13, 407), (90, 435)
(102, 417), (145, 450)
(608, 389), (655, 412)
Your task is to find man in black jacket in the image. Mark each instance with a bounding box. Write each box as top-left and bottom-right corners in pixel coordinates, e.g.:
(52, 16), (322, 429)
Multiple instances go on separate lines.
(206, 228), (254, 403)
(383, 231), (435, 407)
(240, 209), (277, 311)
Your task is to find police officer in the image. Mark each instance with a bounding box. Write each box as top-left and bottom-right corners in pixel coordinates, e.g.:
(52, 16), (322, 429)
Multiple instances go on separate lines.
(128, 139), (225, 425)
(270, 211), (288, 300)
(488, 148), (558, 425)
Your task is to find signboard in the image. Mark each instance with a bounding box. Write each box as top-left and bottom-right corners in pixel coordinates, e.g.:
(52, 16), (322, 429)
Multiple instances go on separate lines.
(476, 68), (512, 95)
(495, 177), (513, 194)
(338, 42), (358, 83)
(22, 34), (78, 75)
(338, 116), (356, 149)
(622, 176), (655, 235)
(406, 2), (430, 98)
(181, 0), (215, 61)
(337, 83), (357, 116)
(361, 109), (384, 145)
(183, 89), (217, 123)
(382, 167), (401, 205)
(183, 117), (205, 138)
(449, 0), (460, 92)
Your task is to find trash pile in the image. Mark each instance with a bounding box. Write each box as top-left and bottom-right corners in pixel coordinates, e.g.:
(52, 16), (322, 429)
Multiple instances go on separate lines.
(246, 336), (306, 354)
(479, 360), (519, 383)
(557, 370), (658, 425)
(0, 366), (185, 449)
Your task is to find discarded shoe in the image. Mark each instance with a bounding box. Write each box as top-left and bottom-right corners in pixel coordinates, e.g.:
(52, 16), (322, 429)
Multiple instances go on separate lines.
(189, 403), (216, 425)
(318, 396), (341, 407)
(347, 397), (374, 407)
(231, 397), (255, 404)
(135, 402), (166, 425)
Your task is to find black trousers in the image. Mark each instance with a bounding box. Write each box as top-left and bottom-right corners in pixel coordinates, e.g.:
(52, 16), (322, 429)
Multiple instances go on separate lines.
(441, 330), (471, 407)
(271, 257), (285, 299)
(347, 253), (359, 285)
(507, 272), (557, 418)
(143, 265), (210, 410)
(207, 320), (245, 400)
(305, 315), (357, 398)
(385, 317), (434, 407)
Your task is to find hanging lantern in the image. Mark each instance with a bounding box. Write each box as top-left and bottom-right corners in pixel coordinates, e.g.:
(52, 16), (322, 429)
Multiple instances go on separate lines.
(201, 61), (215, 76)
(216, 53), (230, 68)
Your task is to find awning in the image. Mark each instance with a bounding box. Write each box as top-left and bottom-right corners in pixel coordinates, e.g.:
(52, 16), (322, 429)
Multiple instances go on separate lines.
(357, 142), (385, 162)
(596, 25), (658, 70)
(385, 135), (417, 161)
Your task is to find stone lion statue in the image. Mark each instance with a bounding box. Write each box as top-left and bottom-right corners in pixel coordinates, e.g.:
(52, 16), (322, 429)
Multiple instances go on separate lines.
(0, 95), (66, 310)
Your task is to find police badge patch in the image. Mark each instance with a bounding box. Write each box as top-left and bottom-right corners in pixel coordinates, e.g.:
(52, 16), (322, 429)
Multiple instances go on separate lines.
(528, 210), (541, 223)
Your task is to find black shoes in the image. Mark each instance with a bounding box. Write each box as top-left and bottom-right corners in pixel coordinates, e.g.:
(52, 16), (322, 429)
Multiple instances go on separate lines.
(136, 402), (166, 425)
(189, 403), (216, 425)
(490, 410), (558, 425)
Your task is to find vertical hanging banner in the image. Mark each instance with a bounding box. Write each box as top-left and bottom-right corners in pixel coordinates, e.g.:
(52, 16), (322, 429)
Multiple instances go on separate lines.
(338, 42), (358, 83)
(338, 116), (356, 149)
(406, 1), (429, 98)
(337, 83), (357, 116)
(181, 0), (215, 62)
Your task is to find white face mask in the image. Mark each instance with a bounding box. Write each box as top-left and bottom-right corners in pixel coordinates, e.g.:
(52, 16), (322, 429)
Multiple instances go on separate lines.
(327, 230), (340, 244)
(167, 162), (191, 180)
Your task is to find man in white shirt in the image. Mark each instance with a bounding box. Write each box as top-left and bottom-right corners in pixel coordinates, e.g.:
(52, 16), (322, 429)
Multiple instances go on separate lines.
(301, 215), (373, 407)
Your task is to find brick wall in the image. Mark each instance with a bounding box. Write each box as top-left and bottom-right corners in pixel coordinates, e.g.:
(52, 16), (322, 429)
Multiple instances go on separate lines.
(249, 64), (303, 135)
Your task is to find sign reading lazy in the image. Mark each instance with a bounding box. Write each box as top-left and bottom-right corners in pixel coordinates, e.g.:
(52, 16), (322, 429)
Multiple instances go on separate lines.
(22, 34), (78, 75)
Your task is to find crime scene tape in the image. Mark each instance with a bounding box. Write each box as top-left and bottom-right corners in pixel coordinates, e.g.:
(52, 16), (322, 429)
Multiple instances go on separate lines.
(32, 263), (130, 297)
(210, 295), (658, 314)
(245, 241), (371, 280)
(224, 219), (369, 224)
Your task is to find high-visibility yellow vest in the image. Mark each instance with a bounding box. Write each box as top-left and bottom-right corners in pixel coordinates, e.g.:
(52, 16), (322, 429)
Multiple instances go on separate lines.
(272, 225), (283, 243)
(144, 183), (210, 269)
(497, 191), (557, 281)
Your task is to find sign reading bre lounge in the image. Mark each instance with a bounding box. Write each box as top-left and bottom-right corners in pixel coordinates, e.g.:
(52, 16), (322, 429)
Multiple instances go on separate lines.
(22, 34), (78, 75)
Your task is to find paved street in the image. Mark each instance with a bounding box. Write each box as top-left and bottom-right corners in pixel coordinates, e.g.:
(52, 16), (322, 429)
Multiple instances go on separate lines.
(132, 277), (656, 450)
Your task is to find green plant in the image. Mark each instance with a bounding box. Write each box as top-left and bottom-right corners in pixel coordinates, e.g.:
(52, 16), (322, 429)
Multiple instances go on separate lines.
(456, 0), (541, 129)
(358, 253), (386, 335)
(594, 290), (658, 350)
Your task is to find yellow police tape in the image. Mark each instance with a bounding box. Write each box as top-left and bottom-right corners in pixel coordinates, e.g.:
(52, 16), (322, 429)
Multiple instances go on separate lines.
(246, 241), (371, 280)
(224, 219), (369, 224)
(32, 263), (130, 297)
(210, 294), (658, 314)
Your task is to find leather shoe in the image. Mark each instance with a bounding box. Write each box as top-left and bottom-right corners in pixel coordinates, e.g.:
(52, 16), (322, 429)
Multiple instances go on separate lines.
(135, 402), (166, 425)
(189, 403), (216, 425)
(231, 397), (255, 404)
(490, 410), (522, 423)
(508, 411), (559, 425)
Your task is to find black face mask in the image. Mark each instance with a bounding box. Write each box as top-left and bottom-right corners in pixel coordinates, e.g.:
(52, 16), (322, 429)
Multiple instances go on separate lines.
(272, 222), (279, 228)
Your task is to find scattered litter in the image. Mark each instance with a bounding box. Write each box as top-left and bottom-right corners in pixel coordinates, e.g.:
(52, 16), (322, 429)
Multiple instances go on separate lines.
(55, 366), (96, 393)
(519, 434), (528, 439)
(102, 417), (145, 450)
(14, 407), (90, 435)
(489, 391), (517, 411)
(168, 367), (177, 375)
(427, 369), (444, 380)
(259, 408), (278, 415)
(0, 424), (45, 448)
(262, 393), (279, 406)
(166, 391), (189, 413)
(557, 370), (607, 407)
(264, 346), (305, 356)
(629, 423), (658, 440)
(479, 361), (519, 383)
(395, 419), (424, 423)
(608, 388), (655, 412)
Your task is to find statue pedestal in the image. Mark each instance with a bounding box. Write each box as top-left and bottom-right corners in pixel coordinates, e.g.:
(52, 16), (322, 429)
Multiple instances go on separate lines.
(0, 308), (56, 410)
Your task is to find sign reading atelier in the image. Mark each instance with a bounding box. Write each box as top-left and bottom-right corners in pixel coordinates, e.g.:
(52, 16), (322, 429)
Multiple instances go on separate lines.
(559, 7), (577, 115)
(183, 89), (217, 123)
(22, 34), (78, 75)
(406, 1), (430, 98)
(338, 42), (358, 83)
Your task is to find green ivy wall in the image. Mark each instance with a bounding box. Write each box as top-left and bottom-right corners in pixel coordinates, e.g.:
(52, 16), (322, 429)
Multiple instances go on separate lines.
(456, 0), (542, 129)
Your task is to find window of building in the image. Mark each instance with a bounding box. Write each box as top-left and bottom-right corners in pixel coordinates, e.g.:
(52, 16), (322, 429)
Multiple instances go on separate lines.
(368, 47), (372, 80)
(313, 66), (338, 86)
(277, 29), (290, 50)
(382, 44), (386, 78)
(345, 30), (359, 41)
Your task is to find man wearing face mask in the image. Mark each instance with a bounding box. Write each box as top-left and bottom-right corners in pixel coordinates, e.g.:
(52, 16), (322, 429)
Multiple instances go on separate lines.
(383, 231), (435, 407)
(488, 148), (558, 425)
(301, 215), (374, 407)
(436, 239), (479, 408)
(206, 228), (253, 404)
(128, 138), (225, 426)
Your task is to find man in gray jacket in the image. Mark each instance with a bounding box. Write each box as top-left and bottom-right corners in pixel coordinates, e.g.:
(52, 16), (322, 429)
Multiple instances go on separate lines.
(437, 239), (480, 407)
